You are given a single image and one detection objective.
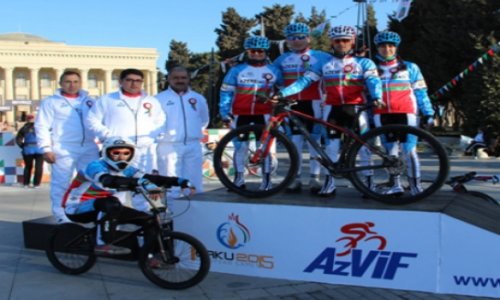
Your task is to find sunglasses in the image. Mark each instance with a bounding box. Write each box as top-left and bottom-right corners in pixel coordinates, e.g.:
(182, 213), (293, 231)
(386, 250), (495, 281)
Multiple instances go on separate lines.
(248, 49), (266, 54)
(124, 78), (144, 84)
(333, 39), (352, 44)
(110, 150), (132, 156)
(287, 35), (307, 41)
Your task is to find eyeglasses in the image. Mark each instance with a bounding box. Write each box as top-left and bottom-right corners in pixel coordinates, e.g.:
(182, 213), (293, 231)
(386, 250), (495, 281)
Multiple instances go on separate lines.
(287, 35), (307, 41)
(124, 78), (144, 84)
(110, 150), (132, 156)
(333, 39), (352, 44)
(248, 49), (266, 54)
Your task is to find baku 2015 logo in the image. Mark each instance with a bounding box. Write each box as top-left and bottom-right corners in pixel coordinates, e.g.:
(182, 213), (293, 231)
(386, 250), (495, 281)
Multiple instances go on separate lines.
(216, 213), (251, 249)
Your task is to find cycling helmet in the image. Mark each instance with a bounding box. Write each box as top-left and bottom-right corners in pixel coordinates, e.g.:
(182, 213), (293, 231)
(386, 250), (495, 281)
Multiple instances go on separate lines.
(102, 137), (135, 171)
(284, 23), (310, 37)
(244, 36), (270, 50)
(328, 25), (356, 40)
(374, 31), (401, 47)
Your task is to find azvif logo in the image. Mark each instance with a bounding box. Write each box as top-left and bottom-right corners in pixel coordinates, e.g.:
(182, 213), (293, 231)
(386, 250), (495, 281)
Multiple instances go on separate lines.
(304, 222), (417, 280)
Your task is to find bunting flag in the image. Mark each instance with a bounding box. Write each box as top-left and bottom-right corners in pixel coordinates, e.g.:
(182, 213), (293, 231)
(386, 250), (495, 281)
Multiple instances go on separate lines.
(394, 0), (413, 22)
(430, 41), (500, 101)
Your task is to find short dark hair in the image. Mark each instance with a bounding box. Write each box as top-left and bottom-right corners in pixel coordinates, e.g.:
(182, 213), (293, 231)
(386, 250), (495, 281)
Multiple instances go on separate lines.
(59, 70), (81, 83)
(120, 68), (144, 80)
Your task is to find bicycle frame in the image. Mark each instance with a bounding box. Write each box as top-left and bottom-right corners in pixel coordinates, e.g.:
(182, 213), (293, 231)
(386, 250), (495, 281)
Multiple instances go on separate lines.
(252, 101), (393, 175)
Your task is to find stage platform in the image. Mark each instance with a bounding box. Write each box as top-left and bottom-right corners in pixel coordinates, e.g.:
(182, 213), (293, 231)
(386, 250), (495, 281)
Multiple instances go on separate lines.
(23, 187), (500, 298)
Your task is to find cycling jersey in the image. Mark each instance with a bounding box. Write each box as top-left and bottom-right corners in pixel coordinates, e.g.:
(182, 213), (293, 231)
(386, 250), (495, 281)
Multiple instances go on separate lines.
(280, 55), (382, 105)
(374, 59), (434, 116)
(62, 160), (142, 212)
(273, 49), (331, 101)
(219, 63), (283, 118)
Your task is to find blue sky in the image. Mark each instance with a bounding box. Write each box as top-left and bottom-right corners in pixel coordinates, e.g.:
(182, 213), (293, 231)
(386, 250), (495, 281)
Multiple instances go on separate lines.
(1, 0), (400, 71)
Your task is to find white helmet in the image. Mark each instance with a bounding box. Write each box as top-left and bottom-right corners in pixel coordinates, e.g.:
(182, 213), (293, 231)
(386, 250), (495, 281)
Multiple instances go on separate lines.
(102, 137), (135, 171)
(328, 25), (357, 40)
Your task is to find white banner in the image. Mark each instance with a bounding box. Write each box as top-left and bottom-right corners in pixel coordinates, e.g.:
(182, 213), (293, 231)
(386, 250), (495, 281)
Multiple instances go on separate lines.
(439, 216), (500, 298)
(174, 201), (440, 292)
(395, 0), (413, 21)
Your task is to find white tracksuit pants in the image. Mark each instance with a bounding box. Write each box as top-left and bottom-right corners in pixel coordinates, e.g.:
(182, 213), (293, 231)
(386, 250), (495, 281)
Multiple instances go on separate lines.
(157, 141), (203, 196)
(50, 143), (99, 222)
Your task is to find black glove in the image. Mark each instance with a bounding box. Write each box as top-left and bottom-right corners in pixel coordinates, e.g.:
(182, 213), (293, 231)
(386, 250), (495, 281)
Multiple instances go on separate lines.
(178, 178), (192, 189)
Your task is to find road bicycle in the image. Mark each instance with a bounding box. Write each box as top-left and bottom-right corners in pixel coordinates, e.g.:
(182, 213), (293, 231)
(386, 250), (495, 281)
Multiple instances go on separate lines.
(45, 186), (210, 290)
(446, 172), (499, 205)
(213, 98), (450, 205)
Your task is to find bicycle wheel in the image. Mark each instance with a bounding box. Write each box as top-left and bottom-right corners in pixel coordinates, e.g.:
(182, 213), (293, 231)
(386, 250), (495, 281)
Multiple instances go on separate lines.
(139, 231), (210, 290)
(346, 124), (449, 204)
(46, 223), (96, 275)
(213, 124), (298, 198)
(468, 191), (499, 205)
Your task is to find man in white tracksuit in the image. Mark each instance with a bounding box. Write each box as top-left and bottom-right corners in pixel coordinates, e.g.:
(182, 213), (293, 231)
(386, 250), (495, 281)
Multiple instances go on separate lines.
(156, 66), (209, 197)
(86, 68), (166, 211)
(35, 70), (99, 223)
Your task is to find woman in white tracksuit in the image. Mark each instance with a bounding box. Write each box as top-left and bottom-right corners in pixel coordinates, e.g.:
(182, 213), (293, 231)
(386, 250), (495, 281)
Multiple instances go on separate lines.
(35, 70), (99, 223)
(86, 69), (166, 211)
(156, 66), (209, 197)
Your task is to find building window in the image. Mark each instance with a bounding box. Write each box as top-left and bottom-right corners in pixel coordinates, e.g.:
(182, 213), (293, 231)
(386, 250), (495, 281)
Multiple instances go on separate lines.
(15, 72), (28, 87)
(88, 73), (98, 88)
(41, 72), (52, 87)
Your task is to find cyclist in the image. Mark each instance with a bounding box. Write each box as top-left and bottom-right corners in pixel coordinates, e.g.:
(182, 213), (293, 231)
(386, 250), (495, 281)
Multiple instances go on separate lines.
(62, 137), (194, 255)
(372, 31), (434, 195)
(277, 25), (382, 198)
(219, 36), (284, 191)
(273, 23), (331, 193)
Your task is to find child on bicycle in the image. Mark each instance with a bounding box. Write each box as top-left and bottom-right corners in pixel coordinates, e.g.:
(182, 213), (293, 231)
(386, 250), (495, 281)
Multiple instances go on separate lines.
(62, 137), (195, 255)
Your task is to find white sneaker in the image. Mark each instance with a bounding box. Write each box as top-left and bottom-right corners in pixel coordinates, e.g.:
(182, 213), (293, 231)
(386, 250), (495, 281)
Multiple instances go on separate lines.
(233, 172), (245, 188)
(384, 185), (404, 195)
(309, 178), (322, 194)
(318, 175), (336, 197)
(409, 177), (424, 196)
(285, 179), (302, 193)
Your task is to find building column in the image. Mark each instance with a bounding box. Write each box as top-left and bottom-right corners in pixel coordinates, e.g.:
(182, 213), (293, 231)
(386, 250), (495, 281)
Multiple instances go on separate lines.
(55, 68), (65, 88)
(4, 67), (14, 100)
(104, 69), (113, 94)
(30, 68), (40, 100)
(151, 71), (158, 95)
(80, 68), (89, 90)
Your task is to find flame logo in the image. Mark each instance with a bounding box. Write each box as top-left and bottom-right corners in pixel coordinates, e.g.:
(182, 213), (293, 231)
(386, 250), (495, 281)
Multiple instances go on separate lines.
(217, 213), (251, 249)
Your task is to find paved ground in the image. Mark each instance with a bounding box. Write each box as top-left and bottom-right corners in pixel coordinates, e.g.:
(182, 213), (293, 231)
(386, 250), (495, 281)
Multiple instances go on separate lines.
(1, 156), (499, 300)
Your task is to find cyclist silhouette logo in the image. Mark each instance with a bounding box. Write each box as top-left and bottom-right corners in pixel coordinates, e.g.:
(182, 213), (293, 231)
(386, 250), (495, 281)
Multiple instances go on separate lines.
(335, 222), (387, 257)
(217, 213), (251, 249)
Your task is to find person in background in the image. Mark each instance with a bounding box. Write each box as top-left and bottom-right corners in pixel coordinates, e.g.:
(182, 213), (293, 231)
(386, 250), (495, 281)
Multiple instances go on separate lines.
(87, 68), (166, 211)
(156, 66), (209, 197)
(36, 71), (99, 223)
(16, 114), (44, 188)
(372, 31), (435, 195)
(273, 22), (331, 194)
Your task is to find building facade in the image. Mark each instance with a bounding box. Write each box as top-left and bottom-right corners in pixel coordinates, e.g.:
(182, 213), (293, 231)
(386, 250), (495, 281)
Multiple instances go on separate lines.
(0, 33), (159, 126)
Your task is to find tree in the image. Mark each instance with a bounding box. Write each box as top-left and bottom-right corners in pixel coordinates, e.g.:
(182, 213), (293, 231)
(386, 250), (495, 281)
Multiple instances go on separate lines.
(215, 7), (256, 60)
(165, 40), (190, 72)
(357, 4), (378, 59)
(388, 0), (500, 133)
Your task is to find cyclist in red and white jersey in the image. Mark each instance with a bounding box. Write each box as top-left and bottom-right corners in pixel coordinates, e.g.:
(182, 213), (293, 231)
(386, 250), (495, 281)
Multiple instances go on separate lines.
(372, 31), (435, 195)
(273, 23), (331, 193)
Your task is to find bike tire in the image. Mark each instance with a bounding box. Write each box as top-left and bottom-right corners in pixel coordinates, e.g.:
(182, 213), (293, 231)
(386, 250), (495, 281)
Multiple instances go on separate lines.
(347, 124), (449, 204)
(46, 223), (96, 275)
(213, 124), (298, 198)
(468, 190), (499, 205)
(139, 231), (210, 290)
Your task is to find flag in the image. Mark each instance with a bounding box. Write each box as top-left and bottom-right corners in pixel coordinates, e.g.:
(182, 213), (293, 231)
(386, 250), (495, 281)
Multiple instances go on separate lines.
(395, 0), (413, 22)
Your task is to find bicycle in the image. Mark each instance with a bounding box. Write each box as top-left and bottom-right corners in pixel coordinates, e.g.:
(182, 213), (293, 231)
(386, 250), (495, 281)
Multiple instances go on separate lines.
(213, 98), (450, 205)
(203, 140), (278, 179)
(446, 172), (499, 205)
(45, 186), (210, 290)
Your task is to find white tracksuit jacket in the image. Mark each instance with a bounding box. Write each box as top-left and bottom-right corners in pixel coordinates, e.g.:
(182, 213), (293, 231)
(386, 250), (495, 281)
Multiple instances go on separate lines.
(35, 89), (99, 222)
(86, 90), (166, 211)
(156, 87), (209, 193)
